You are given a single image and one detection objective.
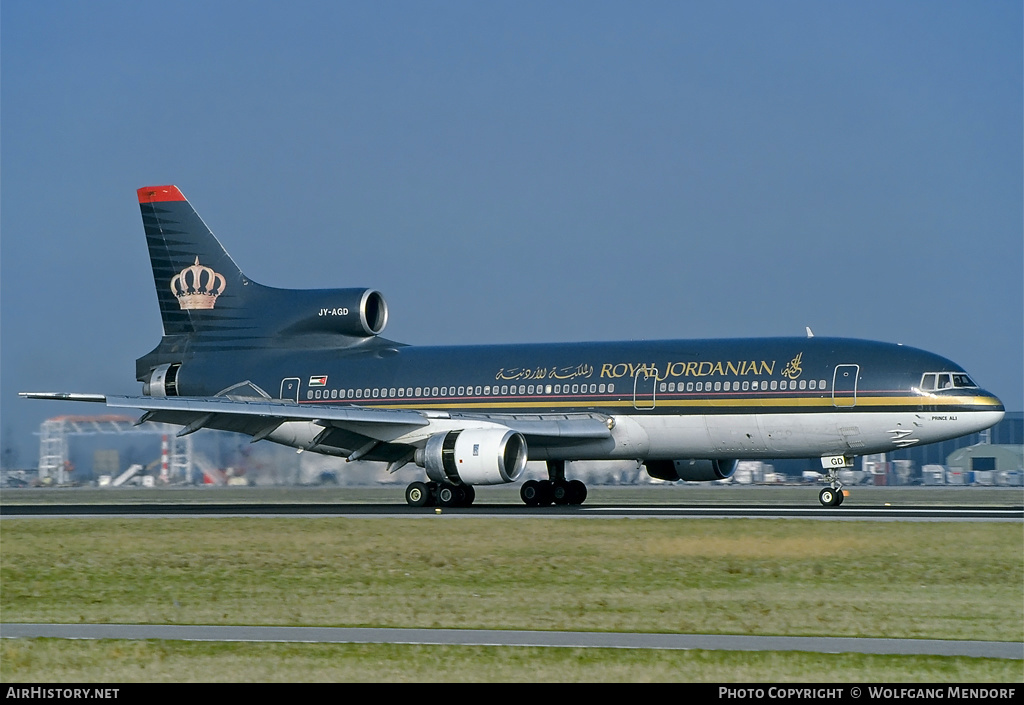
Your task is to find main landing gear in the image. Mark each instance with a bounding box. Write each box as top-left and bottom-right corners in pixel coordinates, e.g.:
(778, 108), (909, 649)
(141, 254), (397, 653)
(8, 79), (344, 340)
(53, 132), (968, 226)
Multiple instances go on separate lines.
(405, 481), (476, 508)
(520, 460), (588, 507)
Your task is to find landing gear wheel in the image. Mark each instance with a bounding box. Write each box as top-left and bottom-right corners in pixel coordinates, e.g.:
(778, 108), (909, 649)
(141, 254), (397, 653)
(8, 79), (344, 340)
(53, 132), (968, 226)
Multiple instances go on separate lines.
(406, 481), (431, 507)
(535, 480), (554, 507)
(568, 479), (587, 505)
(819, 487), (845, 507)
(521, 480), (541, 506)
(552, 480), (571, 505)
(438, 483), (470, 507)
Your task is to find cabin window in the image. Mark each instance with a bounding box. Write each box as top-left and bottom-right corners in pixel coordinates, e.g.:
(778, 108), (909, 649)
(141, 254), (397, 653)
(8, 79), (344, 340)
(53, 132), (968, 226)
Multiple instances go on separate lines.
(660, 383), (667, 392)
(809, 380), (816, 390)
(819, 380), (827, 389)
(545, 385), (552, 394)
(520, 385), (526, 394)
(799, 380), (806, 390)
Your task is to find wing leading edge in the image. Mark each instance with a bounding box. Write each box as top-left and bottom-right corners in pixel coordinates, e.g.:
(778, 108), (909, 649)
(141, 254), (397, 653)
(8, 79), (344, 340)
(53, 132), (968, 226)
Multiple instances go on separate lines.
(17, 392), (612, 461)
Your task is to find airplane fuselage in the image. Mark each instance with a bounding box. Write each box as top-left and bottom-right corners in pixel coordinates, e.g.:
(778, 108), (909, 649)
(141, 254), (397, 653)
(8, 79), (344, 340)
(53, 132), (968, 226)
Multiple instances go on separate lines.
(156, 336), (1004, 462)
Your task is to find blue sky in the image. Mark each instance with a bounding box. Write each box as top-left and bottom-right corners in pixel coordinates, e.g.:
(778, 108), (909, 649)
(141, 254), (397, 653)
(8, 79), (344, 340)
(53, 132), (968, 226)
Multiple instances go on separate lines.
(2, 1), (1021, 466)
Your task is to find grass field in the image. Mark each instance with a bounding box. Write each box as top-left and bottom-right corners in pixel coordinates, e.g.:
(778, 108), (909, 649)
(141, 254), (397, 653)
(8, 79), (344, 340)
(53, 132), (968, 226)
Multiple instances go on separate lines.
(1, 510), (1022, 682)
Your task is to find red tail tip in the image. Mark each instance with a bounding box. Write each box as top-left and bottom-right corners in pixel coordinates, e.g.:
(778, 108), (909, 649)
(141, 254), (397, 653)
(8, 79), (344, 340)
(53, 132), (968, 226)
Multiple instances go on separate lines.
(137, 185), (186, 203)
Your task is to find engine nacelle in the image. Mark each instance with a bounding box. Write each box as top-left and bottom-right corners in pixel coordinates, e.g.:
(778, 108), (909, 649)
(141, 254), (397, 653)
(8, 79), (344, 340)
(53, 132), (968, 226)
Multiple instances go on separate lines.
(419, 429), (528, 486)
(143, 362), (181, 397)
(275, 287), (389, 338)
(644, 458), (738, 482)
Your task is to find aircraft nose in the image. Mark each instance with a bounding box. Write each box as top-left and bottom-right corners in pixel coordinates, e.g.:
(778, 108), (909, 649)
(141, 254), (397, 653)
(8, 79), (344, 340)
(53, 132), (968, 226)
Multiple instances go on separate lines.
(970, 389), (1005, 432)
(981, 389), (1005, 414)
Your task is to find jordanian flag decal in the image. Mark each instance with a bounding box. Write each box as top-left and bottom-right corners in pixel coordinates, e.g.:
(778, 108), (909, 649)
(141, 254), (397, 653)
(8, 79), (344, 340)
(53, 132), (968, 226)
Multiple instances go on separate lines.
(309, 376), (328, 387)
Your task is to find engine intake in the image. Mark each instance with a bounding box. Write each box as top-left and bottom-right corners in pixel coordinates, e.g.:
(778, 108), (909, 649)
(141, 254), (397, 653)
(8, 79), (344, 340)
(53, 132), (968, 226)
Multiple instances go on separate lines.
(143, 363), (181, 397)
(420, 429), (528, 486)
(644, 458), (738, 482)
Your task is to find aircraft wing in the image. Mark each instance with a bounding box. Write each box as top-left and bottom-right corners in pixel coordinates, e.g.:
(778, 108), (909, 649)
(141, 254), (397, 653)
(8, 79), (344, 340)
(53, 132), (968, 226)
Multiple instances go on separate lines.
(19, 393), (613, 458)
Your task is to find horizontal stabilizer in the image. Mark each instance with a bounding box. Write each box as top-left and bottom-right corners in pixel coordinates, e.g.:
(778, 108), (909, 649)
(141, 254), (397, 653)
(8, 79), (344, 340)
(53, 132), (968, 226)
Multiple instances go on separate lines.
(19, 392), (107, 403)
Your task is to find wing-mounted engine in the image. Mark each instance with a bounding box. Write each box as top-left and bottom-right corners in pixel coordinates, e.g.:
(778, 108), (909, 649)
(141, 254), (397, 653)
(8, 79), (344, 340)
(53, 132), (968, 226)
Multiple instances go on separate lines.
(644, 458), (738, 482)
(417, 429), (528, 486)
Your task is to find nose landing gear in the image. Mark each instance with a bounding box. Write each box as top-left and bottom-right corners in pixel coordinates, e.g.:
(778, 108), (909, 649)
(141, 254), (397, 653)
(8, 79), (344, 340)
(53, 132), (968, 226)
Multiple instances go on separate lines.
(819, 486), (845, 506)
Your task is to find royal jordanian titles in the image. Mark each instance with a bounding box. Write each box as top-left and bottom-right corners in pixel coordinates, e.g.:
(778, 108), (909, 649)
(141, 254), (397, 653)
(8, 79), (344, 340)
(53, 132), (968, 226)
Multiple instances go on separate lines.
(22, 186), (1005, 507)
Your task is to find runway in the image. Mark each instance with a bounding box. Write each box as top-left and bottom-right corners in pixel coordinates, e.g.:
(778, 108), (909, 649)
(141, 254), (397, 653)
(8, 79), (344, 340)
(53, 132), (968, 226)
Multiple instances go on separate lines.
(3, 623), (1021, 659)
(2, 501), (1021, 521)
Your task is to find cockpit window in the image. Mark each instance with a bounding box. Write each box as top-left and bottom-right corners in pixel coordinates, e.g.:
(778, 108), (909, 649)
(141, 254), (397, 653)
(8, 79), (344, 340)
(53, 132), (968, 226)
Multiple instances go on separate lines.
(920, 372), (977, 391)
(951, 373), (976, 388)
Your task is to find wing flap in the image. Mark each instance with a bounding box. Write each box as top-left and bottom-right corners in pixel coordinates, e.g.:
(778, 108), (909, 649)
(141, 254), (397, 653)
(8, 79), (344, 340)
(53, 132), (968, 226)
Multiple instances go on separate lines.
(449, 412), (613, 443)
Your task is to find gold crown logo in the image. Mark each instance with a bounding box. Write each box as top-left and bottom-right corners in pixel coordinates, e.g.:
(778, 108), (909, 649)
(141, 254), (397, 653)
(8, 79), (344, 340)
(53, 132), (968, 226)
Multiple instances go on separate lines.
(170, 257), (226, 310)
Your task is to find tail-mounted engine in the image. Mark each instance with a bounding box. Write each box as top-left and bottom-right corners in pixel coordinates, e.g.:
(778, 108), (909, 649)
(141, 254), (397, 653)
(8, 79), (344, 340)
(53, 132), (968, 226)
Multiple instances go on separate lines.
(644, 458), (738, 482)
(143, 362), (181, 397)
(418, 429), (528, 486)
(276, 288), (389, 338)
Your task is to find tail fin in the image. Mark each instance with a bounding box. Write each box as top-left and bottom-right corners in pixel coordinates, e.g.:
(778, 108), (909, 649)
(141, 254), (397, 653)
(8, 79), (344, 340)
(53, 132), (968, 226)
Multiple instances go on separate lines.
(136, 186), (390, 380)
(138, 185), (249, 337)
